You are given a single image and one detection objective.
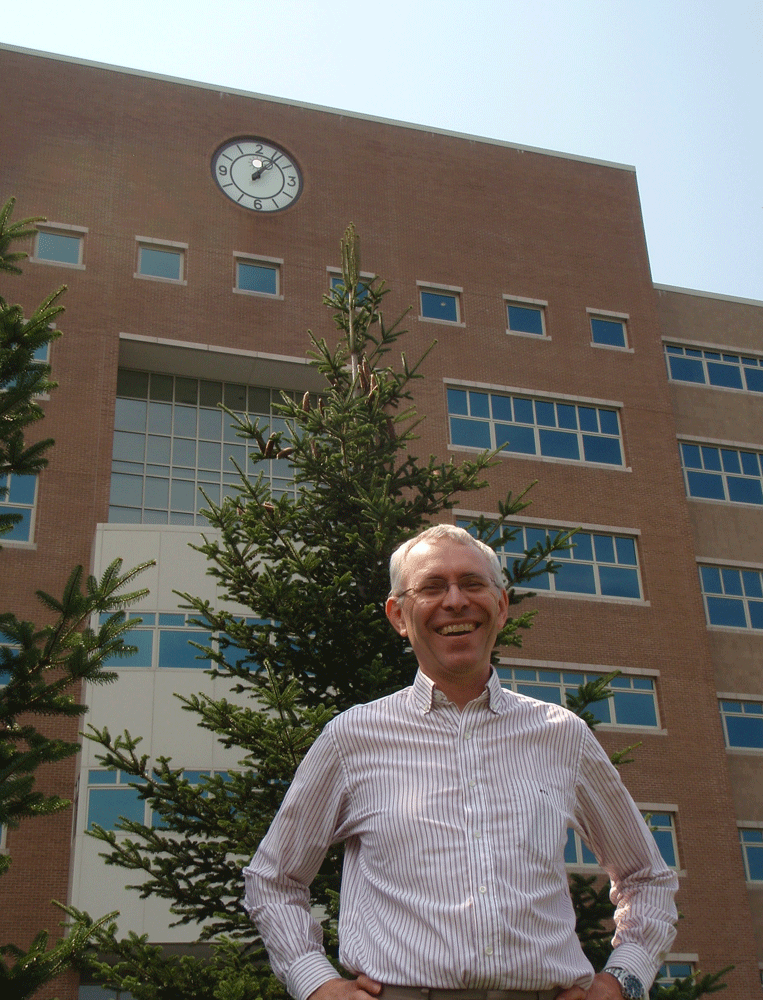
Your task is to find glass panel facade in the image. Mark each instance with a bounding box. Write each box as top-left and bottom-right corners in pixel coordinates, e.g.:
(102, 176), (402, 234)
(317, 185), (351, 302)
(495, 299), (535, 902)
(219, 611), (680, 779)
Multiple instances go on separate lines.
(447, 387), (623, 466)
(665, 343), (763, 393)
(109, 370), (300, 524)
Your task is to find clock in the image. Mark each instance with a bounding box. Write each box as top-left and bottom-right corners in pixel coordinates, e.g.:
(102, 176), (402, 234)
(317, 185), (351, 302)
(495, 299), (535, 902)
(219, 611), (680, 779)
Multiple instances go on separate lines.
(211, 137), (303, 212)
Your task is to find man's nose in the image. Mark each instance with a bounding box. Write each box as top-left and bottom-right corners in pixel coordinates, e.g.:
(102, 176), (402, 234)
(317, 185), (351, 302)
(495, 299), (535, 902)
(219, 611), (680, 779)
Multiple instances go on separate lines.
(441, 581), (470, 609)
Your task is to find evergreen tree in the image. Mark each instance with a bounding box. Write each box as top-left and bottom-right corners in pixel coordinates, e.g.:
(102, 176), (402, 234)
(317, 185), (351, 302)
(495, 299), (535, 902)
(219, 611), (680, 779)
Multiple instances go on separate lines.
(0, 197), (152, 999)
(79, 226), (725, 1000)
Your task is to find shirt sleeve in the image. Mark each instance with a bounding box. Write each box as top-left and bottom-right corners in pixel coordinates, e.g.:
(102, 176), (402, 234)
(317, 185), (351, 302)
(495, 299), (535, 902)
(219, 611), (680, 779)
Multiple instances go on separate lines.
(243, 724), (348, 1000)
(573, 726), (679, 992)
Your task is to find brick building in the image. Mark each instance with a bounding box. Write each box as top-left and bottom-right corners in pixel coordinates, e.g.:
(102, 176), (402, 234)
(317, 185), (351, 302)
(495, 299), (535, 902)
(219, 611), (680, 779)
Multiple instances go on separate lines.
(1, 43), (762, 999)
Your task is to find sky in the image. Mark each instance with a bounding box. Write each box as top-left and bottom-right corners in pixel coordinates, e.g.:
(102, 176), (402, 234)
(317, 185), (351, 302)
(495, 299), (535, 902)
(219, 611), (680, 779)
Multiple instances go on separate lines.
(4, 0), (762, 303)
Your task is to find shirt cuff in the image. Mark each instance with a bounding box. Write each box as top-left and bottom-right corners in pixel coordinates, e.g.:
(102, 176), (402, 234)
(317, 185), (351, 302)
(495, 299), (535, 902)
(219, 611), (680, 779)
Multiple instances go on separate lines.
(286, 952), (343, 1000)
(604, 944), (659, 993)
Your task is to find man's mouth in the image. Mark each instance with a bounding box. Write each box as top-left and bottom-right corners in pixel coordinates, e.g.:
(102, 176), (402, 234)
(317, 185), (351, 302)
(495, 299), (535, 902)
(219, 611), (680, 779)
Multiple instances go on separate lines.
(436, 623), (477, 636)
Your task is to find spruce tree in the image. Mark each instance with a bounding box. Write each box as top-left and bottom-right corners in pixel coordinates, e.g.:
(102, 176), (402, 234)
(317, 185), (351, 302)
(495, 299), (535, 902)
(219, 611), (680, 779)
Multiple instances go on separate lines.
(0, 197), (152, 999)
(79, 226), (724, 1000)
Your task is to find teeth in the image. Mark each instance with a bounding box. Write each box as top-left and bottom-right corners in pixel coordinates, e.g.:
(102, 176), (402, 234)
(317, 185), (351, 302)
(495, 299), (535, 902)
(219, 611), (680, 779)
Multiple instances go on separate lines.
(438, 623), (476, 635)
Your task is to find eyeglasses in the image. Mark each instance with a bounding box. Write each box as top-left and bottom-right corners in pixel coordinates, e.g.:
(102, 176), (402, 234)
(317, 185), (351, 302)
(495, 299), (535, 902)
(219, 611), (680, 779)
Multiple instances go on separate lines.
(398, 575), (497, 603)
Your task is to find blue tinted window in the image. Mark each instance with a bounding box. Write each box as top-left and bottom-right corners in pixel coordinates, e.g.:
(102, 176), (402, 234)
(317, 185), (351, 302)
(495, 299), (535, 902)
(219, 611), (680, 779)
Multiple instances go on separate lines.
(590, 317), (626, 347)
(706, 362), (743, 388)
(88, 784), (144, 830)
(507, 304), (544, 335)
(668, 356), (704, 382)
(421, 290), (458, 322)
(513, 397), (534, 424)
(0, 474), (37, 542)
(238, 262), (278, 295)
(741, 829), (763, 881)
(469, 391), (489, 418)
(447, 388), (468, 415)
(539, 429), (579, 460)
(36, 231), (82, 264)
(139, 247), (182, 280)
(706, 596), (747, 628)
(686, 471), (725, 500)
(599, 566), (640, 599)
(495, 423), (535, 454)
(555, 562), (596, 594)
(450, 418), (491, 449)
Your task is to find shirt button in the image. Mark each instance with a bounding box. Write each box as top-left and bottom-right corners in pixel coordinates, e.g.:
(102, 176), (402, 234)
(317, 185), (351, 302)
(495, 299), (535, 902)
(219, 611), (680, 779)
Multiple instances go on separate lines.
(478, 885), (487, 893)
(484, 946), (493, 956)
(473, 832), (481, 840)
(464, 731), (472, 739)
(468, 780), (476, 788)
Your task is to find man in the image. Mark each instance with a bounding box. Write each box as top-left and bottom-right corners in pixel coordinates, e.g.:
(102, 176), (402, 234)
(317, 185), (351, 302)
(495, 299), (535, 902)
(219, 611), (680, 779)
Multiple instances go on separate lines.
(244, 525), (678, 1000)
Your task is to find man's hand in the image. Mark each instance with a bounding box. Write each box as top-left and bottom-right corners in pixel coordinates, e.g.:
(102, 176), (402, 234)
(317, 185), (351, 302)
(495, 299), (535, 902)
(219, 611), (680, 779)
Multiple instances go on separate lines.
(556, 972), (624, 999)
(308, 974), (383, 1000)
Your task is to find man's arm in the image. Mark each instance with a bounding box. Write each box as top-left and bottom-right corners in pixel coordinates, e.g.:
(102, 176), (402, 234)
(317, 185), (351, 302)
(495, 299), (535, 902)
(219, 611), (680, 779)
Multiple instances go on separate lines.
(574, 727), (679, 994)
(243, 725), (353, 1000)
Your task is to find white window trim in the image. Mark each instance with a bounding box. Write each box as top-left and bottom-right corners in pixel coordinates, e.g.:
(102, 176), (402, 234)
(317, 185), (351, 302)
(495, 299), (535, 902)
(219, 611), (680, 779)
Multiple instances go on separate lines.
(697, 555), (763, 571)
(587, 308), (633, 353)
(445, 377), (624, 410)
(417, 280), (465, 327)
(662, 334), (763, 360)
(503, 294), (550, 340)
(233, 253), (284, 300)
(30, 222), (87, 270)
(134, 236), (188, 285)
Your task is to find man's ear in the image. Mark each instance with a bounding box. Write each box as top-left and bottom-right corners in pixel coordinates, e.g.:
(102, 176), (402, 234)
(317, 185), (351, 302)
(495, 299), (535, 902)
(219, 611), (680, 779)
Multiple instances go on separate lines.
(385, 596), (408, 637)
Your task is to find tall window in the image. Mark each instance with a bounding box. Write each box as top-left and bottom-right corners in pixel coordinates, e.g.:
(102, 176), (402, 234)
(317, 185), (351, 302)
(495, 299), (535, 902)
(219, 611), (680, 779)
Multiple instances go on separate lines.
(447, 386), (624, 466)
(699, 564), (763, 630)
(109, 370), (302, 524)
(665, 343), (763, 393)
(0, 472), (37, 542)
(680, 442), (763, 505)
(740, 828), (763, 881)
(719, 699), (763, 749)
(458, 519), (642, 600)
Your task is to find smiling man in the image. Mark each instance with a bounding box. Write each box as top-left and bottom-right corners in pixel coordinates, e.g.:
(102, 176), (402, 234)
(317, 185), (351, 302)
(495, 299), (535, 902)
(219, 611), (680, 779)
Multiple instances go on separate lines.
(244, 525), (677, 1000)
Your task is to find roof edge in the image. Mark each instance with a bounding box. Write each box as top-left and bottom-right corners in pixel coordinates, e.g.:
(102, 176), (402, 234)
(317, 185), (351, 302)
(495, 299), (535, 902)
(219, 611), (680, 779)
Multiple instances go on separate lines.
(0, 42), (636, 173)
(654, 283), (763, 308)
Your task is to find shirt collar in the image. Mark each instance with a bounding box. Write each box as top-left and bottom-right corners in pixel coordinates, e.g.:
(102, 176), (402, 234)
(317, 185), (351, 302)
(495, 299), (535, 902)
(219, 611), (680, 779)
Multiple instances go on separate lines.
(410, 667), (508, 715)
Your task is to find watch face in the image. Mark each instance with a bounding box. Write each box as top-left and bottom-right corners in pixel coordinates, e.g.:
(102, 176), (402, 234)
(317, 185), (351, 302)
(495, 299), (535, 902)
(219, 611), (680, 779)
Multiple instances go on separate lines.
(211, 138), (303, 212)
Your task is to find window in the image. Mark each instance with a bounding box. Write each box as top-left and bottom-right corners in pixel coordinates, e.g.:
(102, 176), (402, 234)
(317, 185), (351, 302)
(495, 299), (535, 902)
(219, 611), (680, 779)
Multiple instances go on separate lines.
(329, 270), (373, 303)
(654, 961), (694, 987)
(699, 564), (763, 630)
(589, 313), (627, 349)
(85, 768), (228, 832)
(97, 612), (213, 669)
(235, 255), (281, 297)
(565, 829), (598, 867)
(109, 370), (303, 524)
(664, 343), (763, 393)
(719, 699), (763, 749)
(739, 827), (763, 881)
(33, 227), (85, 266)
(135, 238), (186, 282)
(0, 472), (37, 542)
(505, 298), (546, 337)
(497, 665), (659, 727)
(457, 518), (642, 600)
(419, 284), (462, 324)
(447, 386), (624, 466)
(643, 811), (678, 868)
(680, 442), (763, 505)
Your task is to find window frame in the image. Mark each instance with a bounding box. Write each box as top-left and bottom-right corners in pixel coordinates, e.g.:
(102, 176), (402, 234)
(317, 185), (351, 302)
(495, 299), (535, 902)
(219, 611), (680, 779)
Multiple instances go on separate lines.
(417, 281), (464, 326)
(134, 236), (187, 284)
(680, 437), (763, 507)
(664, 339), (763, 394)
(0, 471), (39, 545)
(739, 824), (763, 882)
(587, 308), (630, 351)
(456, 515), (644, 603)
(327, 267), (375, 303)
(234, 253), (283, 299)
(654, 958), (697, 988)
(718, 695), (763, 751)
(504, 295), (548, 339)
(497, 660), (661, 730)
(30, 222), (87, 269)
(698, 561), (763, 632)
(446, 380), (626, 469)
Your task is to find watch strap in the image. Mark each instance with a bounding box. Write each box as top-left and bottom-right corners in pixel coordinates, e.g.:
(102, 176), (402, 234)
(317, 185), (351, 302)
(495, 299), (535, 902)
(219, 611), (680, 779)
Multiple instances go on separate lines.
(605, 966), (645, 999)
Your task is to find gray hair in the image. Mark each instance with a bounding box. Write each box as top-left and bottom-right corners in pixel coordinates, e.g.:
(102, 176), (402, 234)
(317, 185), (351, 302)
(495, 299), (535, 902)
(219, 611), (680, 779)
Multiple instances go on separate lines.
(388, 524), (505, 601)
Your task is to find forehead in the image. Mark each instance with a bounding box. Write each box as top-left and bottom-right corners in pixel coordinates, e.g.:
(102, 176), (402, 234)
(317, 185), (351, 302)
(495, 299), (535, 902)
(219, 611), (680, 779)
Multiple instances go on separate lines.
(403, 538), (492, 583)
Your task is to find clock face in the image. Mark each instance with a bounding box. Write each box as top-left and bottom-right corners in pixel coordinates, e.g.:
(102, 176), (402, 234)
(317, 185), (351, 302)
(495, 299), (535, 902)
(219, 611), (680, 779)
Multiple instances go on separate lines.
(211, 138), (303, 212)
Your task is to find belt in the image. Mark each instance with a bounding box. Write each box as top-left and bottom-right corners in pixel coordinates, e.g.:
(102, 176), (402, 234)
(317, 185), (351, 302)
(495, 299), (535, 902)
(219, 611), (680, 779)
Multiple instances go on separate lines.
(380, 988), (559, 1000)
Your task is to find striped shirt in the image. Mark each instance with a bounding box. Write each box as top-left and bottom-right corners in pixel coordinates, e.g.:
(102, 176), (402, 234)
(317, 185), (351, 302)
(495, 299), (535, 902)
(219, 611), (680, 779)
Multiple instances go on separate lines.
(244, 669), (677, 1000)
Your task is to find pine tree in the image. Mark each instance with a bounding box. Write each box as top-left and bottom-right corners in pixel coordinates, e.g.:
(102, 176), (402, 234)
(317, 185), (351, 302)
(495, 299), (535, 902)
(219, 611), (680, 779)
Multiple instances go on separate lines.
(79, 226), (725, 1000)
(0, 197), (153, 999)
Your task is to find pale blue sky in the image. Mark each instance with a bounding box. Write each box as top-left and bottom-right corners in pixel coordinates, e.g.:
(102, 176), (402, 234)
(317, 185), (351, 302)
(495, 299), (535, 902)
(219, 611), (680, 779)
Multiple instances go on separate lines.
(4, 0), (762, 302)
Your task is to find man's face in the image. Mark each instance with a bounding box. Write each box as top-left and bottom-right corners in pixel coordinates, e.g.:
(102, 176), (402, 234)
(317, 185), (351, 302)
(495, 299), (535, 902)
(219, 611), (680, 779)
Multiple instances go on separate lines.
(385, 538), (508, 691)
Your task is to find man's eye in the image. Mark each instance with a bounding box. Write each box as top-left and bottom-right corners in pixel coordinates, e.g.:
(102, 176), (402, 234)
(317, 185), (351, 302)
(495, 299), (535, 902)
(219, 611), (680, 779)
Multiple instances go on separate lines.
(462, 579), (487, 591)
(419, 583), (445, 596)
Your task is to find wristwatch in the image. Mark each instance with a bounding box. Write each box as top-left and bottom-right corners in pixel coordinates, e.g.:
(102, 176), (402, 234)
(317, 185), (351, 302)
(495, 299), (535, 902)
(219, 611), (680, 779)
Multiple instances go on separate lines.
(605, 966), (645, 999)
